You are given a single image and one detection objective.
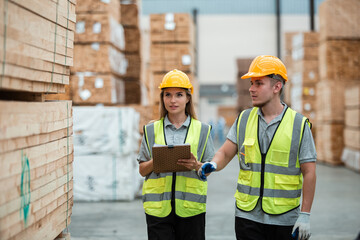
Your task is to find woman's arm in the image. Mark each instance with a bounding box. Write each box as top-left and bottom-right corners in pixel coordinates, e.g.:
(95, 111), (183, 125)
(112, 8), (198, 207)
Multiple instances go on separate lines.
(139, 159), (154, 177)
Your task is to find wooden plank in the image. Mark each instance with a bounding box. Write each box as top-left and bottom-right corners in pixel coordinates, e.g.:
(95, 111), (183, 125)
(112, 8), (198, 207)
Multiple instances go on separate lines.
(124, 27), (140, 54)
(71, 43), (127, 76)
(0, 76), (65, 93)
(344, 127), (360, 150)
(0, 61), (70, 85)
(319, 0), (360, 41)
(0, 1), (75, 51)
(319, 40), (360, 81)
(70, 73), (125, 105)
(0, 179), (73, 238)
(0, 170), (73, 226)
(0, 100), (72, 140)
(9, 0), (76, 30)
(76, 0), (120, 22)
(0, 154), (74, 205)
(121, 3), (139, 28)
(4, 197), (73, 240)
(0, 136), (73, 180)
(0, 49), (70, 75)
(75, 13), (124, 51)
(316, 123), (344, 164)
(0, 36), (73, 67)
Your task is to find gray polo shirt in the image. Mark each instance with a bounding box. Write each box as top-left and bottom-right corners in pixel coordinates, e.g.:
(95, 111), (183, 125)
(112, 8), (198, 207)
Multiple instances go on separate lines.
(227, 104), (316, 225)
(137, 115), (215, 163)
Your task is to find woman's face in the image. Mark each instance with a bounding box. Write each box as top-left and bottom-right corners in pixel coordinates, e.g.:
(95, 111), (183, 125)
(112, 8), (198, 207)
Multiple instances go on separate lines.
(162, 88), (189, 116)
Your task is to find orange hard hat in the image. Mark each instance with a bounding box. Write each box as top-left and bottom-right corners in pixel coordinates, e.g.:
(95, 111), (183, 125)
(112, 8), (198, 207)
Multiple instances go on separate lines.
(241, 55), (288, 81)
(159, 69), (193, 94)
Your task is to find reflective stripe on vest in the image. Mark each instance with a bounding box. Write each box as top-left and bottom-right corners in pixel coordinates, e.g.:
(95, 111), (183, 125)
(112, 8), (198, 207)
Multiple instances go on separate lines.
(235, 107), (307, 215)
(142, 118), (211, 217)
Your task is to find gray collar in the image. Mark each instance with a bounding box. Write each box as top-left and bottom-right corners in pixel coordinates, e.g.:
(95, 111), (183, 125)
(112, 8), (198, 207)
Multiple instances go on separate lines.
(164, 115), (191, 128)
(257, 102), (288, 124)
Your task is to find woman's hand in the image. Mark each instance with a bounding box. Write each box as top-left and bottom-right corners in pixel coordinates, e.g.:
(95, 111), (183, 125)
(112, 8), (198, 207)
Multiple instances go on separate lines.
(177, 153), (202, 171)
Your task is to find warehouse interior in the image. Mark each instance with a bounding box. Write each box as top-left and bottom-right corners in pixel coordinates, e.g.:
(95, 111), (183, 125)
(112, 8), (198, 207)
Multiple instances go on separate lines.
(0, 0), (360, 239)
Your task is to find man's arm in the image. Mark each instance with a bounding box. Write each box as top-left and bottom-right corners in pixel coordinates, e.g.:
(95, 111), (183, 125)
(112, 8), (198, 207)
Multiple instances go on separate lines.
(300, 161), (316, 212)
(212, 139), (238, 171)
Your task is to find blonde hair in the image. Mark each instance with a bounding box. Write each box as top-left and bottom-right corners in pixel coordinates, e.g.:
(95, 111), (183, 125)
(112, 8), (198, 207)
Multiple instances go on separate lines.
(159, 89), (197, 120)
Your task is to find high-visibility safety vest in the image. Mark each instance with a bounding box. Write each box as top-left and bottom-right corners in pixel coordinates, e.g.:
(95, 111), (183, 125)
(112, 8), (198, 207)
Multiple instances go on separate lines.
(235, 107), (309, 215)
(142, 117), (211, 218)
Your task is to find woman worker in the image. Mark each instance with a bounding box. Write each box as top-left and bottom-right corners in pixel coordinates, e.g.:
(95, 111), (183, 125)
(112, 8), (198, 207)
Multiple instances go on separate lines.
(137, 69), (215, 240)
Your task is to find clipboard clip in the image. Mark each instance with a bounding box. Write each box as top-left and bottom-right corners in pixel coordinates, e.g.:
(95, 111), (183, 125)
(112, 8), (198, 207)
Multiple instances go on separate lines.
(168, 145), (174, 148)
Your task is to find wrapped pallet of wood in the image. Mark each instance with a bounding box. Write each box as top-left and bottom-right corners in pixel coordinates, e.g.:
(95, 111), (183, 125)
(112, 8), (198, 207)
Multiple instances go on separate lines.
(317, 0), (360, 165)
(0, 0), (75, 95)
(71, 0), (139, 105)
(149, 13), (197, 119)
(236, 58), (252, 112)
(290, 32), (319, 132)
(282, 32), (300, 106)
(119, 0), (142, 105)
(0, 101), (74, 240)
(72, 106), (142, 201)
(341, 85), (360, 172)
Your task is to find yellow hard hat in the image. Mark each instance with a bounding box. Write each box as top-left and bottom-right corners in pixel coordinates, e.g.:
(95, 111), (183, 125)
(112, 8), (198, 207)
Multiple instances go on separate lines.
(159, 69), (193, 94)
(241, 55), (288, 81)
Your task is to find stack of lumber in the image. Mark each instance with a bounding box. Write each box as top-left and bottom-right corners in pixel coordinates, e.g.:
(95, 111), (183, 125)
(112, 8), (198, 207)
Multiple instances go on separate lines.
(0, 0), (75, 96)
(0, 101), (74, 240)
(71, 0), (130, 105)
(283, 32), (299, 106)
(342, 86), (360, 172)
(149, 13), (198, 119)
(217, 106), (239, 127)
(317, 0), (360, 165)
(0, 1), (75, 239)
(120, 0), (142, 104)
(236, 58), (252, 112)
(290, 32), (319, 138)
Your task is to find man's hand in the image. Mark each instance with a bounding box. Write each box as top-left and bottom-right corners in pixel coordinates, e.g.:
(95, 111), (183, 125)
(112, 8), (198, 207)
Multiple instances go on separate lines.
(292, 212), (311, 239)
(198, 162), (217, 180)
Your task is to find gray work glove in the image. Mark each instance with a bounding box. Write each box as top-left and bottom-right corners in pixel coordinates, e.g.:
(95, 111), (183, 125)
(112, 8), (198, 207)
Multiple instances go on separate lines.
(292, 212), (311, 240)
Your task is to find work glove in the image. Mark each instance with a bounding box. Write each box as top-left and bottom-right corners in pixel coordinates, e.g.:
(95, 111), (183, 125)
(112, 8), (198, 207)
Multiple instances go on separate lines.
(198, 162), (217, 180)
(292, 212), (311, 240)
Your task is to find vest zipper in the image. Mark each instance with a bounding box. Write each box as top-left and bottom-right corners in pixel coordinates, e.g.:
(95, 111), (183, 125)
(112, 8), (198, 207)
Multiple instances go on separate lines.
(260, 154), (266, 200)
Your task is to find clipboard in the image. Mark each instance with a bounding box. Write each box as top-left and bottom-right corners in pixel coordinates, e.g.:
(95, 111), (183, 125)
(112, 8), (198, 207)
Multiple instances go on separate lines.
(152, 143), (191, 173)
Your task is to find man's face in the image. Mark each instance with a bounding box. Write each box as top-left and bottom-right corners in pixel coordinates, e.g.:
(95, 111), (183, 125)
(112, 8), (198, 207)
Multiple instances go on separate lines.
(249, 76), (278, 108)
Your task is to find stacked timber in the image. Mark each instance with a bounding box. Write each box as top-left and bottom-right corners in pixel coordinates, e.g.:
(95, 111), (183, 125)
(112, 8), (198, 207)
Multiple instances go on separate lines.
(283, 32), (299, 106)
(120, 0), (142, 104)
(71, 0), (131, 105)
(290, 32), (319, 139)
(150, 13), (198, 119)
(0, 0), (75, 95)
(341, 85), (360, 172)
(317, 0), (360, 165)
(236, 58), (252, 112)
(0, 0), (75, 239)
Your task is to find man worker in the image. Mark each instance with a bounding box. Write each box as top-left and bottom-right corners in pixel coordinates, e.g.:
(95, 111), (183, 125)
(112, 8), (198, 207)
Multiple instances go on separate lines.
(199, 55), (316, 240)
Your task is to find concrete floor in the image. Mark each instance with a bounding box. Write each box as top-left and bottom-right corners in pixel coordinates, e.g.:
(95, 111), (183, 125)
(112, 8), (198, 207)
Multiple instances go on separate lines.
(68, 159), (360, 240)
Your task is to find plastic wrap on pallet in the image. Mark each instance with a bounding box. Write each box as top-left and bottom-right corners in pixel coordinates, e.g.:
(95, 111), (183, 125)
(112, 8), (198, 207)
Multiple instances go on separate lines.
(73, 152), (142, 201)
(72, 106), (142, 201)
(73, 106), (140, 156)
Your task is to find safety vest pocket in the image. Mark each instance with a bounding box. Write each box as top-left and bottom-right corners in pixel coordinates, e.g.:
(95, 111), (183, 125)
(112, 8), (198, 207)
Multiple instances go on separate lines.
(274, 197), (298, 206)
(186, 178), (206, 195)
(239, 170), (252, 183)
(270, 149), (289, 167)
(243, 138), (255, 163)
(144, 178), (166, 194)
(274, 175), (299, 190)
